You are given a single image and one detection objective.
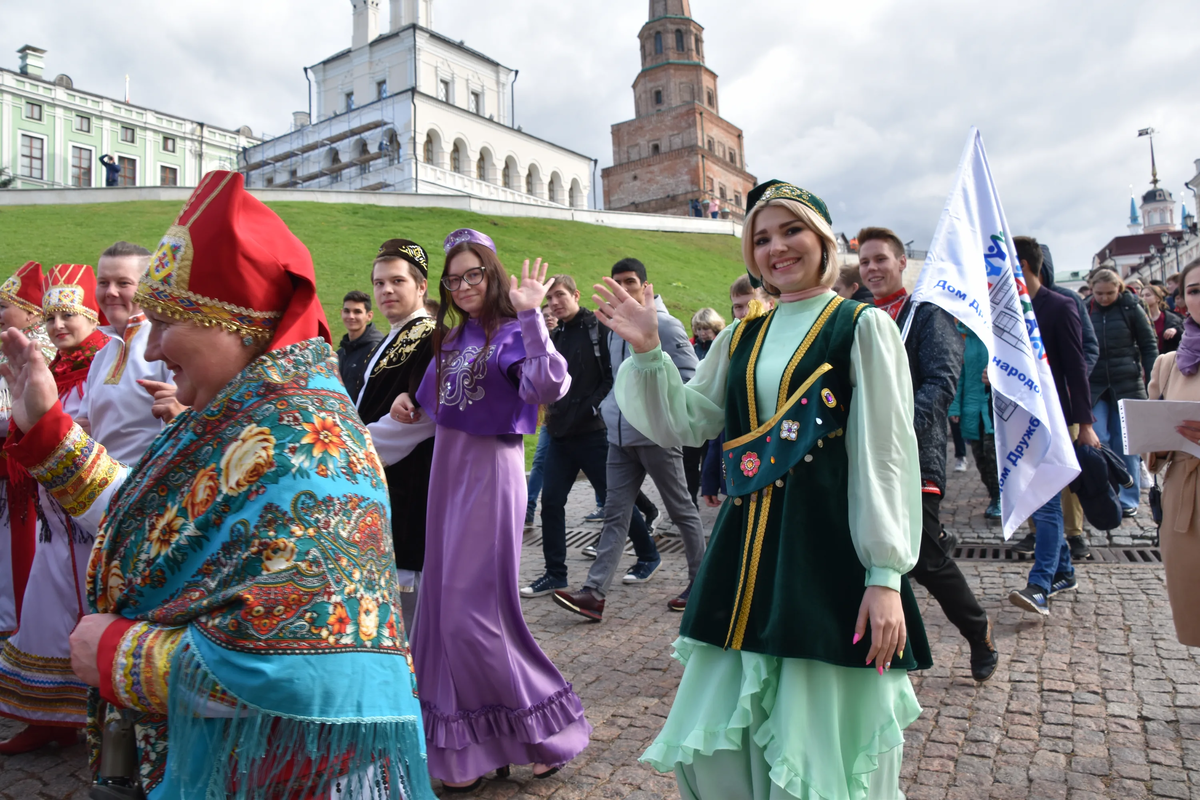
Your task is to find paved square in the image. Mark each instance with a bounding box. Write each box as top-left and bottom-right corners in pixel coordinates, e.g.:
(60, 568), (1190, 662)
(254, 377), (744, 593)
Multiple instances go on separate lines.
(1, 455), (1195, 799)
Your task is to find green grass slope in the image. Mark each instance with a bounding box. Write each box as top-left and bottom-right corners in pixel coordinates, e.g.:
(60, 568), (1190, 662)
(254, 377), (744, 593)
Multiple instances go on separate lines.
(0, 200), (746, 333)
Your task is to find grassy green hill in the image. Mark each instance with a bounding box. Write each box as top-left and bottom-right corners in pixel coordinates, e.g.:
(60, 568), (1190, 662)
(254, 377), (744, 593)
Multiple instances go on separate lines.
(0, 200), (745, 333)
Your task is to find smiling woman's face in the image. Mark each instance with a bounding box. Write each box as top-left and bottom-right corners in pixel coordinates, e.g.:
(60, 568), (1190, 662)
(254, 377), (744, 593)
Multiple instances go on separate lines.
(144, 308), (258, 409)
(751, 205), (825, 295)
(47, 311), (96, 351)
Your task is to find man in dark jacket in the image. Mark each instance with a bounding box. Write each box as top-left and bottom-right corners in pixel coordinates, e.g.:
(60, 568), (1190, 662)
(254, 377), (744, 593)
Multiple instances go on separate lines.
(521, 275), (657, 597)
(1027, 244), (1100, 560)
(1008, 237), (1102, 616)
(99, 153), (121, 187)
(859, 226), (997, 682)
(337, 290), (384, 402)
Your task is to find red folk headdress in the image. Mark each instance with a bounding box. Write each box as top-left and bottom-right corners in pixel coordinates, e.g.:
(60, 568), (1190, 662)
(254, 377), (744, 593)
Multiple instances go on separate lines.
(43, 263), (102, 324)
(137, 171), (330, 350)
(0, 261), (45, 318)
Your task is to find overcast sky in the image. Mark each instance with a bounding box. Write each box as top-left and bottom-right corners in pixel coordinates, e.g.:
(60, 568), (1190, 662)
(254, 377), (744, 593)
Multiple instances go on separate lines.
(6, 0), (1199, 272)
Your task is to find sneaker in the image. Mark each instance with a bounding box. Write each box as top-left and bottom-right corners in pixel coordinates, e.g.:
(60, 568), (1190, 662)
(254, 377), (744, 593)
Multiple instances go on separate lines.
(581, 544), (598, 559)
(969, 618), (999, 682)
(1048, 573), (1077, 597)
(1068, 535), (1091, 561)
(954, 457), (968, 472)
(1122, 506), (1139, 519)
(1008, 584), (1049, 616)
(667, 582), (692, 612)
(583, 506), (605, 523)
(521, 574), (568, 598)
(984, 499), (1002, 520)
(623, 558), (662, 584)
(644, 504), (660, 533)
(1009, 531), (1036, 553)
(552, 588), (605, 622)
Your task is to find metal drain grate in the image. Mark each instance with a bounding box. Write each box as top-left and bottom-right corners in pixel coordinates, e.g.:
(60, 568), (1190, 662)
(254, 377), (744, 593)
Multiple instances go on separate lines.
(951, 545), (1162, 564)
(522, 529), (691, 556)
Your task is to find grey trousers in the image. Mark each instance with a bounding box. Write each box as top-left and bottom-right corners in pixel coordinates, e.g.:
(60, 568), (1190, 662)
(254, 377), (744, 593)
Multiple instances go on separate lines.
(584, 443), (707, 597)
(398, 570), (421, 644)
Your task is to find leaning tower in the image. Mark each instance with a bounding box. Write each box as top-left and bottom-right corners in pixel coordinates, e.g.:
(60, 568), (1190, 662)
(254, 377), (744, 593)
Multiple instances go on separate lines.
(601, 0), (755, 218)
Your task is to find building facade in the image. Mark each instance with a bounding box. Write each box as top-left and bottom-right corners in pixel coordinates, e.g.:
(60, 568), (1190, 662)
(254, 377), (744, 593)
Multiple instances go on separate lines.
(1, 46), (258, 190)
(239, 0), (593, 208)
(1093, 168), (1200, 284)
(601, 0), (756, 220)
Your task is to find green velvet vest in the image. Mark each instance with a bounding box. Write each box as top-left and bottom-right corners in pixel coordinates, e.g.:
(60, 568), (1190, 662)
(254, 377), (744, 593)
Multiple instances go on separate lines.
(679, 296), (933, 670)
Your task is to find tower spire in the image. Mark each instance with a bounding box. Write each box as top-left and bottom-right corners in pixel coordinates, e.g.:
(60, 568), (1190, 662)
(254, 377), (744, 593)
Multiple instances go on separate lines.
(1138, 127), (1159, 188)
(649, 0), (692, 18)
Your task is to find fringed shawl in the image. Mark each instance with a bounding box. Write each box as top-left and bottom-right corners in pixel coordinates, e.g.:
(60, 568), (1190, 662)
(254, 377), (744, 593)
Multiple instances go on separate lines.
(88, 338), (434, 799)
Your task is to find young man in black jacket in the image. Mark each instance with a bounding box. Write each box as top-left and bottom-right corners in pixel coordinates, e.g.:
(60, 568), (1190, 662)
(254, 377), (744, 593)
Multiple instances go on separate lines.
(522, 275), (657, 597)
(859, 226), (998, 682)
(1008, 237), (1101, 615)
(337, 290), (385, 402)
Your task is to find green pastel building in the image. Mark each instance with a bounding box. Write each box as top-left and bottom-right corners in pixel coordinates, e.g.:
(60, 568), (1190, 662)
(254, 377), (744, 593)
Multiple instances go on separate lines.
(1, 45), (258, 190)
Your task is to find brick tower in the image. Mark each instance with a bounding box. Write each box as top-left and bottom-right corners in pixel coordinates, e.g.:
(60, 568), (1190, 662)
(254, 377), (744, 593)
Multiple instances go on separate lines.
(601, 0), (756, 219)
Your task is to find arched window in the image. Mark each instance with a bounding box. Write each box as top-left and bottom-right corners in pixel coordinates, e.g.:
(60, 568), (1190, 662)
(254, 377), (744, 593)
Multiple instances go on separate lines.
(569, 186), (578, 207)
(654, 32), (663, 54)
(423, 138), (433, 164)
(476, 154), (485, 180)
(694, 34), (701, 55)
(526, 170), (534, 194)
(549, 181), (558, 204)
(675, 30), (684, 51)
(450, 146), (461, 173)
(503, 163), (512, 188)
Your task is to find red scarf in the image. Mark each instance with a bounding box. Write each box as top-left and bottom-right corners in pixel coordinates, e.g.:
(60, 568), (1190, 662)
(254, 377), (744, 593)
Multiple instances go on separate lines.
(49, 328), (110, 400)
(874, 288), (909, 321)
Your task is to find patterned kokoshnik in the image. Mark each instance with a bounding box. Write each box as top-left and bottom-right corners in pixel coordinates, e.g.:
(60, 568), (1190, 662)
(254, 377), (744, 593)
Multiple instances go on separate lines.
(30, 338), (434, 798)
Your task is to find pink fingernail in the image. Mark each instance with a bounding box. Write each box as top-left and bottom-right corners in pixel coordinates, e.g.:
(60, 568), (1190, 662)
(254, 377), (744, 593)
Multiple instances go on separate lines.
(877, 664), (884, 676)
(852, 633), (862, 645)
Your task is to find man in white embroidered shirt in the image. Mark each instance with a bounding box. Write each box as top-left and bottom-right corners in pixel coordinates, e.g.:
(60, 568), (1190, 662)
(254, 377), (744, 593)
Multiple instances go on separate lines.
(75, 241), (180, 463)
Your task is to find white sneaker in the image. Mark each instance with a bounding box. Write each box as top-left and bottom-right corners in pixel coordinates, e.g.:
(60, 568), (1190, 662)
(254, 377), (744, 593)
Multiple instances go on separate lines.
(954, 457), (968, 472)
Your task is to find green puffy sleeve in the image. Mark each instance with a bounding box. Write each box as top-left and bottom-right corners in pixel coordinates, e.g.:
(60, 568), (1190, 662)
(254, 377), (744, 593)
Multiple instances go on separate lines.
(613, 322), (737, 449)
(846, 308), (922, 591)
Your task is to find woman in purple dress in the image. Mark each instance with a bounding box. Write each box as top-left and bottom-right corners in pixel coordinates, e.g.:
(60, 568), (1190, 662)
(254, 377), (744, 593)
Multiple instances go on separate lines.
(388, 229), (591, 791)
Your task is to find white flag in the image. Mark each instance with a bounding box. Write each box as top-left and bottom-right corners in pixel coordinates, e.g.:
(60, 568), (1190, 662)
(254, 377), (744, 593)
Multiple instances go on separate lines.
(906, 127), (1079, 538)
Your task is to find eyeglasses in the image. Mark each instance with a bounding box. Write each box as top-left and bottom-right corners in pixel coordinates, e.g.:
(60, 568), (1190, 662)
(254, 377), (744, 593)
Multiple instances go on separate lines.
(441, 267), (486, 292)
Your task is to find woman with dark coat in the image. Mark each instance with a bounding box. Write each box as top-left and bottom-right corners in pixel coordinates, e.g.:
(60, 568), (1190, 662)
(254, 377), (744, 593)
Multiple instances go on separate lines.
(1087, 269), (1159, 516)
(1141, 284), (1184, 355)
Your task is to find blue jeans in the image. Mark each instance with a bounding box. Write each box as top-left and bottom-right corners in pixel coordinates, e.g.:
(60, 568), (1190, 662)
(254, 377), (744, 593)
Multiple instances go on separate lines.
(1028, 492), (1072, 593)
(525, 425), (551, 522)
(540, 429), (655, 583)
(1092, 396), (1141, 511)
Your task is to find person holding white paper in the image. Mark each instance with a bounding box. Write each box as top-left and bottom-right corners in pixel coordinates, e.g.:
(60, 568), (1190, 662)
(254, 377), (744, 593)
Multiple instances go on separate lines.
(1146, 259), (1200, 646)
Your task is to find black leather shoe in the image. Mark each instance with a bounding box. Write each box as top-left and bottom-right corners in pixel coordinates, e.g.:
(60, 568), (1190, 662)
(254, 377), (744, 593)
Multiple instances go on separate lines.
(1009, 531), (1036, 553)
(969, 619), (999, 682)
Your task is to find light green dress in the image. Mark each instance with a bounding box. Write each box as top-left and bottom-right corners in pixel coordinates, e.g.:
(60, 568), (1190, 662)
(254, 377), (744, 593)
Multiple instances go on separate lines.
(619, 292), (923, 800)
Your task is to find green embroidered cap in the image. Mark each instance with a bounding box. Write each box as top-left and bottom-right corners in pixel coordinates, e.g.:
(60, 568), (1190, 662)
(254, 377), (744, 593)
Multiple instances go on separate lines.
(746, 180), (832, 225)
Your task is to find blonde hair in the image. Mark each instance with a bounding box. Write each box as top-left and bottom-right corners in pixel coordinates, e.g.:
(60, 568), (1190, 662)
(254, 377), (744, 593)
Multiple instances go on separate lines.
(1088, 268), (1124, 292)
(691, 307), (726, 336)
(741, 198), (839, 296)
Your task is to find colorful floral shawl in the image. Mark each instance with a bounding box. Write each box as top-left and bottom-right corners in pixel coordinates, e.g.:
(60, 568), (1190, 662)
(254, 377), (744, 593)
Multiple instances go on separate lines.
(87, 338), (433, 799)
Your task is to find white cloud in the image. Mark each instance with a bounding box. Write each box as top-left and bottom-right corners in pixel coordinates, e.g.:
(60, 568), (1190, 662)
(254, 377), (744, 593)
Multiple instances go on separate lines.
(4, 0), (1198, 271)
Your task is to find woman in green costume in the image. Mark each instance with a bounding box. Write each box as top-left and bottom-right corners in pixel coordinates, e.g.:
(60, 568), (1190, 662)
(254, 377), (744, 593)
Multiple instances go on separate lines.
(592, 181), (932, 800)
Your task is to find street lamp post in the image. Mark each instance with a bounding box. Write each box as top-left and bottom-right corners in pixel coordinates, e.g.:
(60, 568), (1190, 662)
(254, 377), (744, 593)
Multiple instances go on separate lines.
(1161, 231), (1184, 278)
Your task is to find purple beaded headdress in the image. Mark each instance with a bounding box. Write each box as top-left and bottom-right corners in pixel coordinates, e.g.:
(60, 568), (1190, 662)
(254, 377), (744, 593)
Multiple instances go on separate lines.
(443, 228), (496, 254)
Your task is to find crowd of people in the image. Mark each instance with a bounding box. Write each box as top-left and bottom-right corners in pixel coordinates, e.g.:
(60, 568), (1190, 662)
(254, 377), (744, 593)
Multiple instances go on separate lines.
(0, 168), (1194, 800)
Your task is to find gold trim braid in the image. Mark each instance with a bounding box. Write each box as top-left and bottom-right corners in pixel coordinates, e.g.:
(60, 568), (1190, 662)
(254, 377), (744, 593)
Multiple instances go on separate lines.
(724, 490), (759, 650)
(730, 484), (772, 650)
(724, 363), (834, 451)
(775, 296), (843, 411)
(744, 310), (775, 429)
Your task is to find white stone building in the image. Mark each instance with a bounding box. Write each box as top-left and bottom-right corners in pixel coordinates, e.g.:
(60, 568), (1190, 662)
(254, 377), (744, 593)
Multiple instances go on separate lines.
(239, 0), (594, 208)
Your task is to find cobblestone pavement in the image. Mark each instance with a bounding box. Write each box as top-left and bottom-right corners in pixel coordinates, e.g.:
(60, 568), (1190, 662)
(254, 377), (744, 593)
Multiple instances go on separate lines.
(2, 452), (1195, 799)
